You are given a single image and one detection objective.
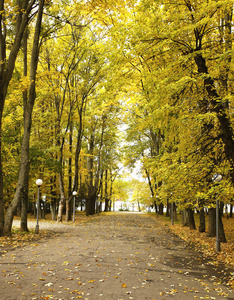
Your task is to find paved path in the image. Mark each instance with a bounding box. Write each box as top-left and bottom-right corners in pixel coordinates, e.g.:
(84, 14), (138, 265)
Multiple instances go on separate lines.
(0, 212), (233, 300)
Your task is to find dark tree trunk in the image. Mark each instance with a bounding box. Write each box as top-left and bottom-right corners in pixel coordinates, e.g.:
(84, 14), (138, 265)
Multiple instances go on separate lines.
(138, 201), (141, 212)
(208, 208), (216, 237)
(158, 203), (164, 215)
(230, 204), (233, 218)
(65, 199), (71, 222)
(20, 27), (29, 233)
(166, 199), (170, 217)
(154, 201), (157, 214)
(50, 177), (57, 221)
(104, 170), (109, 212)
(186, 208), (196, 230)
(218, 206), (227, 242)
(173, 203), (178, 221)
(20, 185), (29, 232)
(72, 98), (84, 193)
(66, 121), (73, 222)
(199, 208), (206, 232)
(86, 194), (96, 216)
(220, 201), (224, 217)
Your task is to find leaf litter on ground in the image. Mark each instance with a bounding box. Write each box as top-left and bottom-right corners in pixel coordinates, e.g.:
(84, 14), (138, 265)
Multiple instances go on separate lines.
(149, 213), (234, 290)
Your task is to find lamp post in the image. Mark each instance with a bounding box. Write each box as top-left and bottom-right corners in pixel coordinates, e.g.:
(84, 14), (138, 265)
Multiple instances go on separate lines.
(72, 191), (77, 222)
(212, 174), (222, 252)
(35, 179), (43, 234)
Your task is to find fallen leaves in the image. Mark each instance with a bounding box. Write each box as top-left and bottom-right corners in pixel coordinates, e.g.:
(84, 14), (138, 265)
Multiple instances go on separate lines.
(156, 215), (234, 267)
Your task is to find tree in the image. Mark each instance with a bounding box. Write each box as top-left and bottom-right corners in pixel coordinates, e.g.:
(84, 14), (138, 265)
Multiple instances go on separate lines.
(3, 0), (45, 236)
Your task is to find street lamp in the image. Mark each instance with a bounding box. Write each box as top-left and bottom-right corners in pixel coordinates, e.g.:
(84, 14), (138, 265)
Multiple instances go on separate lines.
(35, 179), (43, 234)
(212, 174), (222, 252)
(72, 191), (77, 222)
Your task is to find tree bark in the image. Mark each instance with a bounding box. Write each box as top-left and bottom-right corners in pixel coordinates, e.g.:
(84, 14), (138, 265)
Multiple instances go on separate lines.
(72, 98), (84, 193)
(181, 210), (188, 226)
(104, 170), (109, 212)
(57, 172), (66, 222)
(207, 207), (216, 237)
(158, 203), (164, 215)
(166, 199), (170, 217)
(186, 207), (196, 230)
(66, 120), (73, 222)
(20, 26), (29, 233)
(218, 206), (227, 243)
(50, 176), (57, 221)
(199, 207), (206, 233)
(86, 193), (96, 216)
(219, 201), (224, 217)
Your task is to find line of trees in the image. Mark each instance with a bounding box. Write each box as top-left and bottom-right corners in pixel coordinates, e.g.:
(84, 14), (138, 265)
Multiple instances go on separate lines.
(0, 0), (124, 236)
(121, 0), (234, 242)
(0, 0), (233, 242)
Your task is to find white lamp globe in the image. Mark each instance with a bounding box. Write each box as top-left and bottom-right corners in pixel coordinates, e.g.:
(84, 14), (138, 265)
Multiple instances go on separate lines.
(36, 179), (43, 186)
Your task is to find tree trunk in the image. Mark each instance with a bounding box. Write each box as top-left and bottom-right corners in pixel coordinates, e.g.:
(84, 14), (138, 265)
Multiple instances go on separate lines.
(173, 203), (177, 221)
(138, 201), (141, 212)
(104, 170), (109, 212)
(166, 199), (170, 217)
(199, 208), (206, 232)
(72, 99), (84, 192)
(207, 207), (216, 237)
(57, 173), (66, 222)
(230, 204), (233, 218)
(220, 201), (224, 217)
(66, 120), (73, 222)
(20, 184), (29, 232)
(51, 202), (56, 221)
(50, 177), (57, 221)
(20, 27), (29, 233)
(86, 193), (96, 216)
(218, 207), (227, 243)
(181, 209), (188, 227)
(186, 208), (196, 230)
(65, 198), (71, 222)
(159, 203), (164, 215)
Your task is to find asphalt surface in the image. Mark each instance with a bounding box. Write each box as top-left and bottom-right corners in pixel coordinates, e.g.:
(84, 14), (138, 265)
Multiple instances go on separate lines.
(0, 212), (233, 300)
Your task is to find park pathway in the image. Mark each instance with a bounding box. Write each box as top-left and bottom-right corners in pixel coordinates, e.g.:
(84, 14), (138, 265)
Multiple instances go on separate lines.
(0, 212), (233, 300)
